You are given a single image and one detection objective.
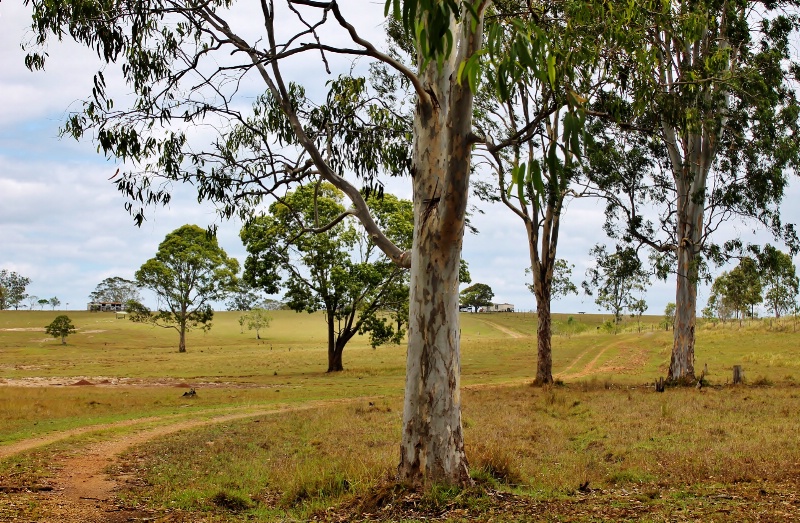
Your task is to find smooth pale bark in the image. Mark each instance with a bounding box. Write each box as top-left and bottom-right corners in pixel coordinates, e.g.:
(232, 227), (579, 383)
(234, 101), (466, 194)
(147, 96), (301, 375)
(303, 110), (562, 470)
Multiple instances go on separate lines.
(669, 240), (697, 380)
(397, 13), (482, 487)
(663, 121), (708, 382)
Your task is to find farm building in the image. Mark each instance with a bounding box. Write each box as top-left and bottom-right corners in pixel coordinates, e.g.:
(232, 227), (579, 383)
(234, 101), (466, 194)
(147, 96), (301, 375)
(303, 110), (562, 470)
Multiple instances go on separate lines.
(487, 303), (515, 312)
(87, 302), (125, 312)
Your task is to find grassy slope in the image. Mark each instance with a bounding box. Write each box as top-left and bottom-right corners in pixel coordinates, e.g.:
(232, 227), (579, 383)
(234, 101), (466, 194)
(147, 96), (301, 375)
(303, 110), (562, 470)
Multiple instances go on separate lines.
(2, 309), (800, 521)
(1, 310), (799, 441)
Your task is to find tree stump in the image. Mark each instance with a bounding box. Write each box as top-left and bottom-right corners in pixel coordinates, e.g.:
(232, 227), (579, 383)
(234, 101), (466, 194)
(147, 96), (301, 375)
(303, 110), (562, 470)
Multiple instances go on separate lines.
(732, 366), (744, 385)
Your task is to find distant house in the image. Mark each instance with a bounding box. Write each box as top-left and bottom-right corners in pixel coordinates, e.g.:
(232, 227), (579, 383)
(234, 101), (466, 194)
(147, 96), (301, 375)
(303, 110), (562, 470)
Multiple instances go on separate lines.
(87, 302), (124, 312)
(487, 303), (515, 313)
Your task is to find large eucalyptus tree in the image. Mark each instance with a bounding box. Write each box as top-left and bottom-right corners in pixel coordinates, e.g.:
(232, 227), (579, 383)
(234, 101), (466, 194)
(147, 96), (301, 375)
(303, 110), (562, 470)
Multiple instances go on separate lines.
(586, 0), (800, 381)
(24, 0), (587, 485)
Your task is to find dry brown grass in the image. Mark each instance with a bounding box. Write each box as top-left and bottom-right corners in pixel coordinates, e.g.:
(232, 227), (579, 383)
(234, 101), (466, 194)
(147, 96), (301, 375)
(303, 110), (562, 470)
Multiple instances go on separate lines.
(96, 383), (800, 521)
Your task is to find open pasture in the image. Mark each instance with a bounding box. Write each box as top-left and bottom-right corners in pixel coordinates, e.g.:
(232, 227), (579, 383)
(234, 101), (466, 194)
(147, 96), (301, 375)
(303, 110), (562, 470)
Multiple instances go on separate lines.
(1, 309), (799, 521)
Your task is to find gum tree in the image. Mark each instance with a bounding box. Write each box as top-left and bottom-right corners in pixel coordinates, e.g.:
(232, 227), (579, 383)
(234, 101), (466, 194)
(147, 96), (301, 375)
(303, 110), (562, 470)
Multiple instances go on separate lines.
(89, 276), (142, 305)
(471, 2), (603, 385)
(240, 184), (412, 372)
(0, 270), (31, 310)
(585, 0), (800, 382)
(756, 245), (799, 319)
(129, 225), (239, 352)
(582, 244), (649, 328)
(25, 0), (588, 485)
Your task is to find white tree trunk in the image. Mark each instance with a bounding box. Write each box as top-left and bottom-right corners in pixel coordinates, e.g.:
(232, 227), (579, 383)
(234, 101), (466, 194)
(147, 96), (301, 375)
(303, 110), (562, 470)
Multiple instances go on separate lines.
(397, 12), (481, 486)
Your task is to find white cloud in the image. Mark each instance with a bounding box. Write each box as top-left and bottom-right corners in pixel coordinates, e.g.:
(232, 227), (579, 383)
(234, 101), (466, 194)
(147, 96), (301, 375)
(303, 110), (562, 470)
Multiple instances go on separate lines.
(1, 1), (798, 321)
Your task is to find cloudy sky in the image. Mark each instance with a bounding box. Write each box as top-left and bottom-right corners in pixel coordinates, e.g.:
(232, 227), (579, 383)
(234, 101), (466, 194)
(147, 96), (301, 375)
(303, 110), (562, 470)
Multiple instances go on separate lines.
(1, 2), (798, 316)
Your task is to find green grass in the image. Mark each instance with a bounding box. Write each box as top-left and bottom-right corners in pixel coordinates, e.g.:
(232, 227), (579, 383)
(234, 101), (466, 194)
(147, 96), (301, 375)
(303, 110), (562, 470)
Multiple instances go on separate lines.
(2, 310), (800, 443)
(2, 309), (800, 521)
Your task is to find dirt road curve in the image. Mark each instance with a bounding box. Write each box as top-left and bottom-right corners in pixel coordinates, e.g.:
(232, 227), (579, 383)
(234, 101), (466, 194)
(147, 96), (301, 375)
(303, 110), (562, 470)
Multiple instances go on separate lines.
(0, 403), (326, 522)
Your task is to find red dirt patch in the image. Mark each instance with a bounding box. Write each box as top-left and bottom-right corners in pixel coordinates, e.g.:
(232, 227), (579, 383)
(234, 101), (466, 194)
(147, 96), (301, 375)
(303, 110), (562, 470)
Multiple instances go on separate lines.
(69, 379), (94, 386)
(175, 382), (192, 388)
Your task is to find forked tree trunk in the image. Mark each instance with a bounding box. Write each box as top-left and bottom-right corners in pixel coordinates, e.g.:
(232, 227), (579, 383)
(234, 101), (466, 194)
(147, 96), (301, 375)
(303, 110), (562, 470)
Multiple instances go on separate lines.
(665, 124), (706, 383)
(328, 328), (354, 373)
(324, 311), (348, 373)
(397, 12), (480, 487)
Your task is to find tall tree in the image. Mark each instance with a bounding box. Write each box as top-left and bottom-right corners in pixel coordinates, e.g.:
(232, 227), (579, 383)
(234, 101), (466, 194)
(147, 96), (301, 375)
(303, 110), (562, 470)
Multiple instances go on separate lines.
(129, 225), (239, 352)
(0, 270), (31, 310)
(241, 185), (412, 372)
(26, 295), (39, 310)
(725, 257), (763, 324)
(48, 297), (61, 311)
(756, 245), (799, 319)
(586, 0), (800, 382)
(583, 244), (649, 328)
(472, 2), (602, 386)
(89, 276), (142, 305)
(25, 0), (587, 485)
(225, 280), (265, 312)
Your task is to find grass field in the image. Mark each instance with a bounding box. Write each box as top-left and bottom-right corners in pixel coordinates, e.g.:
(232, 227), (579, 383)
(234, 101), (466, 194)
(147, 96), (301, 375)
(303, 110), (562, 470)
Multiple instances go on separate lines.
(1, 309), (799, 521)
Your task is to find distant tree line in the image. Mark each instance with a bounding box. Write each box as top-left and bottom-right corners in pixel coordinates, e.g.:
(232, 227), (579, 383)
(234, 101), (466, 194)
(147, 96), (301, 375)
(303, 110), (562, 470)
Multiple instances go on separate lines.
(704, 246), (798, 325)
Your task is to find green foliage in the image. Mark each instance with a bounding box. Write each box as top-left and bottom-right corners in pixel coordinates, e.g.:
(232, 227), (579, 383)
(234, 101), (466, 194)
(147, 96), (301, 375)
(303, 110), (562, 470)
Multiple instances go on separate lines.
(37, 299), (49, 310)
(245, 307), (272, 340)
(756, 245), (799, 318)
(459, 259), (472, 285)
(132, 224), (239, 352)
(0, 270), (31, 310)
(583, 245), (649, 326)
(460, 283), (494, 310)
(727, 258), (763, 320)
(48, 297), (61, 311)
(662, 302), (676, 330)
(45, 315), (76, 344)
(527, 260), (578, 301)
(240, 185), (412, 363)
(588, 0), (800, 261)
(89, 276), (141, 304)
(224, 280), (264, 312)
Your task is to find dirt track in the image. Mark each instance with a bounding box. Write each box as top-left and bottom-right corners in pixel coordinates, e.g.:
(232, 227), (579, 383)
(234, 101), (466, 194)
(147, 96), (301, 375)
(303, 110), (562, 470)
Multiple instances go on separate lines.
(0, 330), (645, 522)
(0, 402), (337, 522)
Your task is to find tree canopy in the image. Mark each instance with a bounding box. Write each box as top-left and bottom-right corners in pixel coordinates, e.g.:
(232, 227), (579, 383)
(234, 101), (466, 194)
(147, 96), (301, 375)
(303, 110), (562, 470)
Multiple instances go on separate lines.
(756, 245), (799, 319)
(459, 283), (494, 311)
(582, 0), (800, 380)
(45, 315), (76, 344)
(583, 244), (649, 327)
(130, 224), (239, 352)
(89, 277), (142, 305)
(241, 184), (412, 371)
(0, 270), (31, 310)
